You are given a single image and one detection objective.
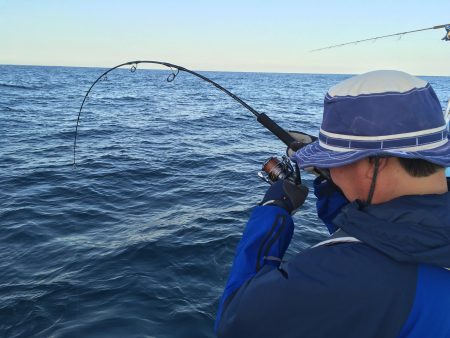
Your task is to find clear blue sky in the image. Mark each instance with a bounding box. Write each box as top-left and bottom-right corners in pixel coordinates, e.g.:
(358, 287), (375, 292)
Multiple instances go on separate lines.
(1, 0), (449, 75)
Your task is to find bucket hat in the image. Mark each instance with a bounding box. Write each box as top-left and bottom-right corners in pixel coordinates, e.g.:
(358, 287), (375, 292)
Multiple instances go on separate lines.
(292, 70), (450, 168)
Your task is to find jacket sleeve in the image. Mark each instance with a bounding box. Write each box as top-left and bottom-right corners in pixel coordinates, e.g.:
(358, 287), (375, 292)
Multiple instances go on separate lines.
(215, 205), (294, 333)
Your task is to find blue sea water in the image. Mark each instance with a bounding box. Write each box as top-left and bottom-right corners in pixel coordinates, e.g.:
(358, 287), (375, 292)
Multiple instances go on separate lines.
(0, 64), (449, 338)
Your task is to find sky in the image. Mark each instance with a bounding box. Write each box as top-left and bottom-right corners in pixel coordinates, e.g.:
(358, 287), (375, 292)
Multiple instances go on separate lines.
(1, 0), (449, 75)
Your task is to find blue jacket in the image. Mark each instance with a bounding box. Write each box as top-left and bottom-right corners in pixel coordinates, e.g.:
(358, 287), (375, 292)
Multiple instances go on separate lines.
(216, 185), (450, 337)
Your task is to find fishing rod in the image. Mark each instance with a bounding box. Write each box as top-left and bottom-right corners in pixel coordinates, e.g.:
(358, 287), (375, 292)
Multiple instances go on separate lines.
(73, 60), (325, 183)
(310, 23), (450, 52)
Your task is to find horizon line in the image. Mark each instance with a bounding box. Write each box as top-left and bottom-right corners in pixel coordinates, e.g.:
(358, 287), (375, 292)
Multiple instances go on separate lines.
(1, 62), (449, 78)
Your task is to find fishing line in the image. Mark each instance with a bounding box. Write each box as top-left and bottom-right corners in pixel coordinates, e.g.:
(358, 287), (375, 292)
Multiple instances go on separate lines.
(73, 60), (312, 166)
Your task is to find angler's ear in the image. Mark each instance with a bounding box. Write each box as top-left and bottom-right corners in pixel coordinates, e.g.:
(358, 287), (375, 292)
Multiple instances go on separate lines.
(365, 157), (389, 179)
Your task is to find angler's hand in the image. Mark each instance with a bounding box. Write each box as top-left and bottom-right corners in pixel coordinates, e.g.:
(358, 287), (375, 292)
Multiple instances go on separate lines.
(260, 179), (308, 215)
(286, 130), (315, 157)
(314, 176), (349, 234)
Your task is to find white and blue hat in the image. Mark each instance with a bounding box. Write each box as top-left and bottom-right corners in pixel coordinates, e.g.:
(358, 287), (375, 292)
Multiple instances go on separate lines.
(293, 70), (450, 168)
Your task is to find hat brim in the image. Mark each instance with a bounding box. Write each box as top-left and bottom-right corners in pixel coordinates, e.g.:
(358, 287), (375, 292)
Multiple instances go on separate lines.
(292, 136), (450, 169)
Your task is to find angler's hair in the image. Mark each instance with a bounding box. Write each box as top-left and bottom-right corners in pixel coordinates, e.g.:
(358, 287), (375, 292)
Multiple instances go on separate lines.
(398, 158), (444, 177)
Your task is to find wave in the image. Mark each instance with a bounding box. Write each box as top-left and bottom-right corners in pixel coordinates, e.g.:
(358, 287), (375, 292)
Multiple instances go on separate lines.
(0, 83), (37, 90)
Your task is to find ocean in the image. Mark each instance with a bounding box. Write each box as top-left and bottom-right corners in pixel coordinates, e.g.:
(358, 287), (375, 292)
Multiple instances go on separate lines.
(1, 65), (449, 338)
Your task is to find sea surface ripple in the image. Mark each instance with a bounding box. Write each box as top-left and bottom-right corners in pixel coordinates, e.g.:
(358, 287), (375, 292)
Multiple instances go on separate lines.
(0, 65), (449, 337)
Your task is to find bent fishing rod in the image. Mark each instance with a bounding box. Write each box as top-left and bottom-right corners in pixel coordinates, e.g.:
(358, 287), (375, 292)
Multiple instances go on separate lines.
(73, 60), (324, 183)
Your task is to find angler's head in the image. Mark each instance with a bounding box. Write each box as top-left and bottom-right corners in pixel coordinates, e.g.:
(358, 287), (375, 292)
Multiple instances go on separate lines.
(292, 70), (450, 204)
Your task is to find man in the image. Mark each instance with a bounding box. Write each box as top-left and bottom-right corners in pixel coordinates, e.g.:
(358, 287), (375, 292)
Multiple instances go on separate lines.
(215, 70), (450, 337)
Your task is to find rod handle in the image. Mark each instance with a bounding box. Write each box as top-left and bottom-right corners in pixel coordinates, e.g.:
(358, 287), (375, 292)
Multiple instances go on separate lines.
(257, 113), (296, 147)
